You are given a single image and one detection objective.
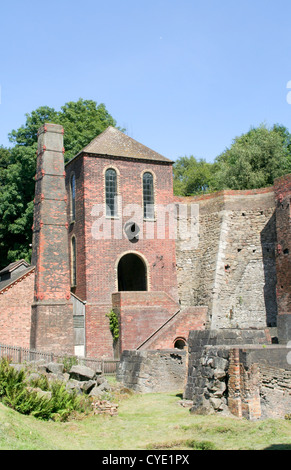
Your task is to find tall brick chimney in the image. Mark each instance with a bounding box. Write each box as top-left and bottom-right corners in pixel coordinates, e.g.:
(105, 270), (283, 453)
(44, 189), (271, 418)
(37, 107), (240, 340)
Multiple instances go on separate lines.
(30, 123), (74, 354)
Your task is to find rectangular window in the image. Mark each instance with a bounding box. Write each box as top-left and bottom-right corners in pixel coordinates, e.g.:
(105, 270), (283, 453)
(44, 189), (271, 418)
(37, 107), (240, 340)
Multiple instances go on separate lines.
(70, 174), (76, 222)
(105, 169), (118, 217)
(143, 172), (155, 219)
(71, 236), (77, 287)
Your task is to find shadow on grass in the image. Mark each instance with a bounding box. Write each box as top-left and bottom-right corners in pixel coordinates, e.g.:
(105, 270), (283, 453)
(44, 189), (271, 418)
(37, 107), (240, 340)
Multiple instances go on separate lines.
(263, 444), (291, 450)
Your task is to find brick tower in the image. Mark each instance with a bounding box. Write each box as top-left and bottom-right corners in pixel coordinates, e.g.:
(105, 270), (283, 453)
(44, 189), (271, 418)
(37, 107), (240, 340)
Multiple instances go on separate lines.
(30, 123), (74, 354)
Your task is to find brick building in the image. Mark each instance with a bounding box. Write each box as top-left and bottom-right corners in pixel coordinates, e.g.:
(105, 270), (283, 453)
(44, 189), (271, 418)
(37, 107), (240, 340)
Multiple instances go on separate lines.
(0, 123), (290, 360)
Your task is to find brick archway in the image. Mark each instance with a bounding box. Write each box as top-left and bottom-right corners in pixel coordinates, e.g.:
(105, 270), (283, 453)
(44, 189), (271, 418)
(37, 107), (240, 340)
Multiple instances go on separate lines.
(117, 253), (148, 292)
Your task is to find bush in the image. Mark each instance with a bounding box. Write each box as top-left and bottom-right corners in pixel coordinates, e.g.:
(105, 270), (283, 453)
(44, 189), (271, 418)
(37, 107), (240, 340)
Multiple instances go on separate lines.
(0, 358), (90, 421)
(0, 358), (26, 399)
(48, 381), (89, 421)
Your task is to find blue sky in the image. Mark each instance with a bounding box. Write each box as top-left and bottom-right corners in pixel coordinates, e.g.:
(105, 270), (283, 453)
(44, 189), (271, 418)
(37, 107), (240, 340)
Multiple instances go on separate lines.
(1, 0), (291, 162)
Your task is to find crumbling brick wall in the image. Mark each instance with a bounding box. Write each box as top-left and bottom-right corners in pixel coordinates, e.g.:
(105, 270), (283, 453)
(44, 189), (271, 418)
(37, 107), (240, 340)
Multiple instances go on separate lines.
(185, 329), (291, 419)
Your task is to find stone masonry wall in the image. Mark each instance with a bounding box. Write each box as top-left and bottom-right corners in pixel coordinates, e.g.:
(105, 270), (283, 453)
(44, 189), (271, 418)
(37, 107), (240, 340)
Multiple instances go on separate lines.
(175, 189), (277, 330)
(274, 175), (291, 342)
(117, 349), (187, 393)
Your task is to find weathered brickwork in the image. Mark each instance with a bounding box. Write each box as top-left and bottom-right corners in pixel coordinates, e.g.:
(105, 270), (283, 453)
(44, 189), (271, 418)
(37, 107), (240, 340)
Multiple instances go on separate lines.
(65, 154), (87, 300)
(112, 291), (180, 351)
(185, 330), (291, 419)
(30, 123), (74, 354)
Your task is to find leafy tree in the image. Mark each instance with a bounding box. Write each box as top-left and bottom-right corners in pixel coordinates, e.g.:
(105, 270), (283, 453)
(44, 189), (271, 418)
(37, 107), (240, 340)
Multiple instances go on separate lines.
(0, 146), (12, 187)
(173, 155), (215, 196)
(0, 99), (120, 269)
(212, 124), (291, 190)
(173, 123), (291, 197)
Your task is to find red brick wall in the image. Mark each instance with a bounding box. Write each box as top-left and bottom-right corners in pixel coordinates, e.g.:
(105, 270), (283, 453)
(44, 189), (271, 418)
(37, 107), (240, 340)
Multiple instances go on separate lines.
(0, 270), (35, 348)
(82, 155), (178, 303)
(66, 155), (87, 300)
(112, 291), (181, 351)
(141, 306), (207, 350)
(228, 348), (261, 420)
(66, 154), (179, 357)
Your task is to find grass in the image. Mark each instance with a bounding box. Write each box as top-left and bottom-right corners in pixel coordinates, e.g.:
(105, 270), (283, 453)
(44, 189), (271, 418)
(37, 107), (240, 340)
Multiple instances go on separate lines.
(0, 386), (290, 450)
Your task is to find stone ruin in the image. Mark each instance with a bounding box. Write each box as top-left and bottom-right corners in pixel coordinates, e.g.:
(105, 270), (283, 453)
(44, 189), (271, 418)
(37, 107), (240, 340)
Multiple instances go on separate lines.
(117, 328), (291, 420)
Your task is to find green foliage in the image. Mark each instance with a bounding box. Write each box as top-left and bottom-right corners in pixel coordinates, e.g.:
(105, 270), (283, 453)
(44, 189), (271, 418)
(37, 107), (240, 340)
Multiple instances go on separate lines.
(0, 99), (121, 269)
(173, 155), (215, 196)
(185, 439), (216, 450)
(60, 355), (78, 373)
(212, 123), (291, 191)
(0, 358), (26, 399)
(29, 374), (50, 391)
(47, 381), (88, 422)
(173, 123), (291, 197)
(106, 310), (119, 341)
(0, 358), (89, 421)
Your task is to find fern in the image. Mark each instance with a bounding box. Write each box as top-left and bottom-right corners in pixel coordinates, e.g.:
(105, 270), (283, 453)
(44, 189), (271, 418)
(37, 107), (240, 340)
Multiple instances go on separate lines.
(0, 359), (90, 421)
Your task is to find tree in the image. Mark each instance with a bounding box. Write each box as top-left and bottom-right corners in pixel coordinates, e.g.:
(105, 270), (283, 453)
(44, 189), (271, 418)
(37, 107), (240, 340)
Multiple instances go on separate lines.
(212, 124), (291, 190)
(173, 123), (291, 198)
(0, 99), (120, 269)
(173, 155), (215, 196)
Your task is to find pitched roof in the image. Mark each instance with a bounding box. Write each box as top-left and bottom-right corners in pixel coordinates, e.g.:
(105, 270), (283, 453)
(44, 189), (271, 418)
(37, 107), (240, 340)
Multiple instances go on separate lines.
(0, 259), (30, 276)
(73, 126), (172, 164)
(0, 265), (35, 293)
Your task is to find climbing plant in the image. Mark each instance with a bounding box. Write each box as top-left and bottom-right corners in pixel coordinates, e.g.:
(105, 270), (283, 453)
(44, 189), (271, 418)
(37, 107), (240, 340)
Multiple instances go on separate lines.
(106, 310), (119, 342)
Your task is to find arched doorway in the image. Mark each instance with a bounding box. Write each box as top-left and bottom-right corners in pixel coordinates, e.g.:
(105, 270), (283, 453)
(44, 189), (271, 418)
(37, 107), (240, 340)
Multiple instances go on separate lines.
(118, 253), (147, 291)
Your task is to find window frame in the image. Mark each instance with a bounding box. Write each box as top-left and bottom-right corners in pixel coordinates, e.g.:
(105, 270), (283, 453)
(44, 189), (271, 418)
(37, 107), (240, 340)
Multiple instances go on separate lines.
(142, 170), (156, 221)
(71, 235), (77, 288)
(104, 167), (119, 218)
(70, 173), (76, 223)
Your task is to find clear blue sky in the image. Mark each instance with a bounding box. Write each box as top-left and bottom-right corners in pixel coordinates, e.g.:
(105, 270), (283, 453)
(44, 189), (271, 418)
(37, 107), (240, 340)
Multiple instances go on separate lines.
(1, 0), (291, 162)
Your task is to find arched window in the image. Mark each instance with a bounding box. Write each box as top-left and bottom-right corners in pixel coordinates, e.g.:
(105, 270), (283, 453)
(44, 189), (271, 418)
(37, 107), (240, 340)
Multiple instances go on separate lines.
(143, 172), (154, 219)
(71, 236), (77, 287)
(105, 168), (118, 217)
(70, 174), (76, 222)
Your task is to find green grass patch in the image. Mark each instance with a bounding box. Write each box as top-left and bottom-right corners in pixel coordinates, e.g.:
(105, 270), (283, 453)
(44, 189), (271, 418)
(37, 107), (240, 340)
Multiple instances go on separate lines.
(0, 385), (290, 450)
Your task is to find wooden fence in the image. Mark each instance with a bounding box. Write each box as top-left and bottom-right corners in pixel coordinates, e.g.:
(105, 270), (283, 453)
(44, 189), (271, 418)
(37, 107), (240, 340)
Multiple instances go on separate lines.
(0, 343), (119, 376)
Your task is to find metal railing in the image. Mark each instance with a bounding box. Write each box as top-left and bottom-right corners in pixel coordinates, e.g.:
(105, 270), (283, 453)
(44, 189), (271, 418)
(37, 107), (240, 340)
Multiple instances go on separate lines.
(0, 343), (119, 376)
